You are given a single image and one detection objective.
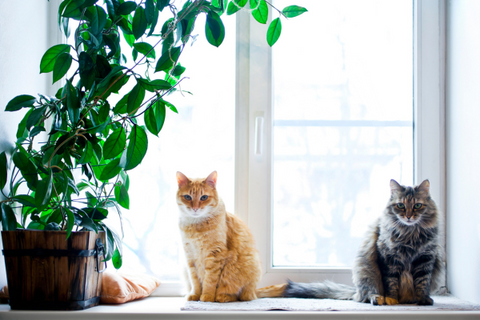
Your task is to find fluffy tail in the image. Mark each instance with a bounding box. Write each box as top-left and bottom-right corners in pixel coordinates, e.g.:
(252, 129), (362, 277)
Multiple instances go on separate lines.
(283, 279), (356, 300)
(255, 283), (288, 298)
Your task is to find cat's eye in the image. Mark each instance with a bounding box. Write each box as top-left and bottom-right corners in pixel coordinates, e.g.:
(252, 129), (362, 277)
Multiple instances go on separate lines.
(414, 203), (423, 209)
(396, 203), (405, 209)
(184, 195), (192, 201)
(200, 195), (208, 201)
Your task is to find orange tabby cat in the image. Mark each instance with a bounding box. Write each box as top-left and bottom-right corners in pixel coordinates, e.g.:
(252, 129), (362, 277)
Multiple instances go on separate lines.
(176, 171), (262, 302)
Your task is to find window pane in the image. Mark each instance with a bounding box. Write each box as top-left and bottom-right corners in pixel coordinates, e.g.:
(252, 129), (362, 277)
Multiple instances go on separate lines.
(111, 13), (236, 280)
(272, 0), (413, 267)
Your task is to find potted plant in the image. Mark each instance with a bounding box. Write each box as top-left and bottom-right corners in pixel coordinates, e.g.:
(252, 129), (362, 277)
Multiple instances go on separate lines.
(0, 0), (306, 310)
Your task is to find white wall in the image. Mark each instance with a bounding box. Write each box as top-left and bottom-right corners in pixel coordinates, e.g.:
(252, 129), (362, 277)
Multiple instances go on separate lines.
(446, 0), (480, 304)
(0, 1), (59, 289)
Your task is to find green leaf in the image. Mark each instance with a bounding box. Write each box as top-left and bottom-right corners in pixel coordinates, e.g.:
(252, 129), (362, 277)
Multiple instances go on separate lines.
(65, 207), (75, 238)
(79, 52), (95, 90)
(65, 80), (80, 124)
(145, 0), (155, 24)
(80, 214), (98, 232)
(132, 7), (147, 40)
(5, 95), (36, 112)
(282, 5), (307, 18)
(157, 0), (169, 11)
(12, 152), (38, 190)
(35, 170), (53, 209)
(86, 5), (107, 35)
(117, 1), (137, 15)
(205, 11), (225, 47)
(266, 17), (282, 46)
(78, 141), (94, 164)
(127, 84), (146, 114)
(63, 0), (85, 19)
(112, 247), (123, 269)
(26, 106), (46, 131)
(227, 0), (247, 15)
(40, 44), (70, 74)
(144, 100), (166, 136)
(172, 64), (186, 77)
(125, 125), (148, 171)
(133, 42), (155, 59)
(30, 126), (46, 138)
(99, 158), (122, 181)
(163, 99), (178, 113)
(155, 46), (181, 72)
(103, 127), (126, 159)
(52, 52), (73, 84)
(14, 195), (36, 207)
(0, 152), (7, 190)
(47, 208), (63, 224)
(115, 183), (129, 209)
(251, 0), (268, 24)
(1, 204), (17, 231)
(138, 78), (172, 92)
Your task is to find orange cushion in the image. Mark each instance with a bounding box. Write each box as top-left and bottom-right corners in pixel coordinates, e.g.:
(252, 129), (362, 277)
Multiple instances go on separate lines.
(100, 271), (161, 304)
(0, 271), (161, 305)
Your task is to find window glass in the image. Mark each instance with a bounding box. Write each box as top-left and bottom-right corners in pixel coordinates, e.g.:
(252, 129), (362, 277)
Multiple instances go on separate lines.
(272, 0), (413, 267)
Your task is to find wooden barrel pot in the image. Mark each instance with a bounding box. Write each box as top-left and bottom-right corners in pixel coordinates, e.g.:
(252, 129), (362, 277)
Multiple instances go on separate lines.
(1, 230), (106, 310)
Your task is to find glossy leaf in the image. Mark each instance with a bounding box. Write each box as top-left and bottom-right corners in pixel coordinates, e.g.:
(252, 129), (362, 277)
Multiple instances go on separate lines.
(52, 52), (73, 84)
(12, 152), (38, 190)
(157, 0), (169, 11)
(0, 152), (7, 190)
(132, 7), (147, 40)
(35, 170), (53, 209)
(87, 5), (107, 35)
(103, 127), (126, 159)
(266, 17), (282, 46)
(145, 0), (155, 24)
(226, 1), (241, 15)
(79, 52), (95, 90)
(155, 46), (181, 72)
(117, 1), (137, 15)
(125, 125), (148, 171)
(14, 195), (36, 207)
(282, 5), (307, 18)
(133, 42), (155, 59)
(64, 208), (75, 238)
(40, 44), (70, 74)
(144, 100), (166, 136)
(30, 126), (46, 138)
(80, 214), (98, 232)
(5, 94), (36, 112)
(115, 183), (129, 209)
(65, 80), (80, 124)
(26, 106), (46, 131)
(78, 141), (94, 164)
(1, 204), (17, 231)
(63, 0), (85, 18)
(99, 158), (122, 181)
(127, 84), (145, 114)
(138, 78), (172, 92)
(172, 64), (186, 77)
(205, 11), (225, 47)
(112, 247), (123, 269)
(251, 0), (268, 24)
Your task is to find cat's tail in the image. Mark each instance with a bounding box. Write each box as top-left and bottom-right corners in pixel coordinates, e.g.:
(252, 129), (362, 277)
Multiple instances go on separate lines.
(255, 283), (289, 298)
(256, 279), (356, 300)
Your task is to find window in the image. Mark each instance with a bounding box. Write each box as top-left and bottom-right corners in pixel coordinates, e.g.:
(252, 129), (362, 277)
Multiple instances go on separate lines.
(237, 0), (445, 287)
(112, 0), (445, 294)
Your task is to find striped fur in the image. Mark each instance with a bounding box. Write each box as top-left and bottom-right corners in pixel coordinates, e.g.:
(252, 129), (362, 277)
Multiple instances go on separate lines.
(280, 180), (445, 306)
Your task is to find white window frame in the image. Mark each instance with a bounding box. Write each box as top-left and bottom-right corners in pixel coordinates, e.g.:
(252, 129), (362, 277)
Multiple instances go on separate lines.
(235, 0), (446, 288)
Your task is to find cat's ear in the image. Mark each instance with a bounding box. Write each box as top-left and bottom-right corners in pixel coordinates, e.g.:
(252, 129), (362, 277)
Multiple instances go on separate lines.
(176, 171), (190, 188)
(390, 179), (405, 193)
(205, 171), (217, 189)
(416, 179), (430, 194)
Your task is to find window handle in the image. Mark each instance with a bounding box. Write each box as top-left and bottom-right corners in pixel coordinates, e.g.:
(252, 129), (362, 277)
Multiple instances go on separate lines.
(255, 116), (264, 155)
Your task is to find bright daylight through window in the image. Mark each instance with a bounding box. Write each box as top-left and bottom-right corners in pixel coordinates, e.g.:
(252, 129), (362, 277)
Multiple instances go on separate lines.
(272, 0), (413, 267)
(109, 0), (414, 284)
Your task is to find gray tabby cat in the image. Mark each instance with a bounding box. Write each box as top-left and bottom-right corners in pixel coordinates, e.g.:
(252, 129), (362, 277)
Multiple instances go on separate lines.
(283, 179), (445, 305)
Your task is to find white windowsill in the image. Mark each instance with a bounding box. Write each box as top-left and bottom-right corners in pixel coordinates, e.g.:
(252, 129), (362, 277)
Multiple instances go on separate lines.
(0, 297), (479, 320)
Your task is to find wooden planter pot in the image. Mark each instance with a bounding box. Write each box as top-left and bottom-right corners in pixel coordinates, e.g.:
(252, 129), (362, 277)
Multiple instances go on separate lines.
(1, 230), (106, 310)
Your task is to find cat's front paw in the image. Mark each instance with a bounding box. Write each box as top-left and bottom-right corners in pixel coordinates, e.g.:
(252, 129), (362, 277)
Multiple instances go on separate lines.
(187, 294), (200, 301)
(216, 293), (238, 303)
(417, 296), (434, 305)
(200, 294), (215, 302)
(370, 294), (385, 305)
